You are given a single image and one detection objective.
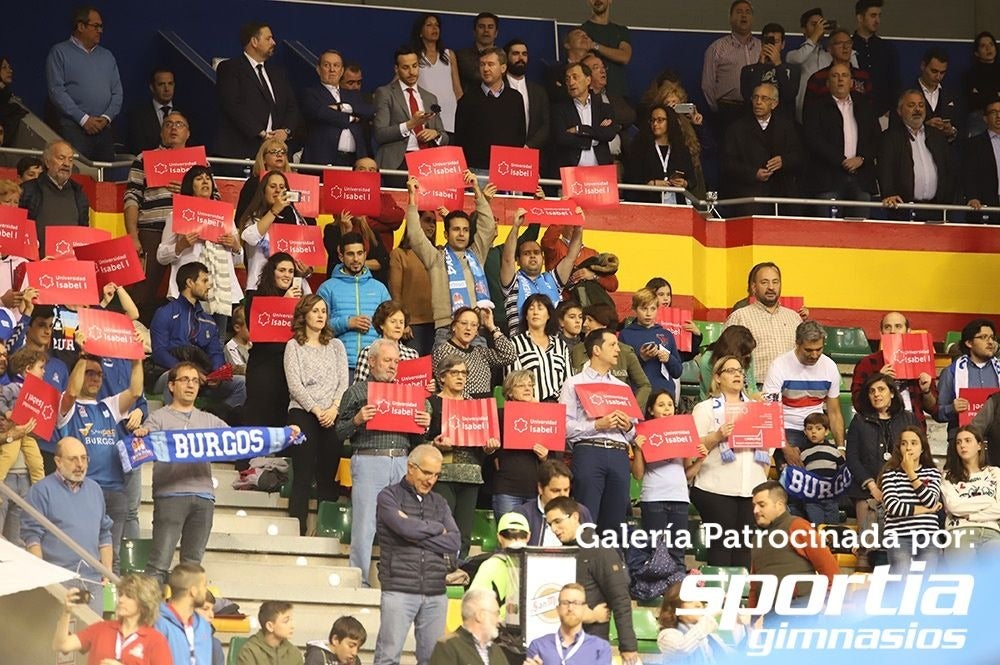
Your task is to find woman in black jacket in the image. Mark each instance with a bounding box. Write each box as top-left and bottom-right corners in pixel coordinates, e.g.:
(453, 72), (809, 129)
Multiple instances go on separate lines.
(622, 104), (693, 205)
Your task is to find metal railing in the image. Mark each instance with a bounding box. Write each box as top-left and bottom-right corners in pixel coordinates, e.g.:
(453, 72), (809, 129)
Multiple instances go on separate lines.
(711, 195), (1000, 222)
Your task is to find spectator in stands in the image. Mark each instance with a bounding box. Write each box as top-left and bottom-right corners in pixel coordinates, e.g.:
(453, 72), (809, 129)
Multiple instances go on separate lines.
(543, 497), (637, 662)
(740, 23), (799, 116)
(623, 105), (692, 205)
(455, 13), (500, 93)
(916, 49), (960, 141)
(541, 224), (618, 299)
(970, 392), (1000, 466)
(580, 0), (633, 99)
(941, 426), (1000, 560)
(225, 305), (250, 375)
(561, 329), (637, 534)
(45, 6), (122, 161)
(157, 165), (243, 328)
(336, 339), (431, 586)
(724, 262), (802, 381)
(18, 139), (88, 248)
(21, 437), (112, 614)
(798, 412), (844, 524)
(489, 371), (548, 518)
(504, 39), (550, 150)
(373, 46), (449, 173)
(354, 300), (420, 382)
(551, 62), (620, 169)
(557, 301), (584, 351)
(699, 324), (757, 401)
(850, 311), (937, 431)
(852, 0), (899, 118)
(150, 262), (247, 412)
(511, 295), (572, 404)
(656, 580), (746, 658)
(690, 355), (768, 568)
(701, 0), (761, 126)
(963, 32), (1000, 137)
(803, 63), (880, 214)
(126, 67), (177, 154)
(434, 306), (516, 396)
(469, 511), (530, 628)
(16, 156), (44, 183)
(340, 157), (407, 253)
(0, 179), (19, 207)
(284, 294), (349, 535)
(527, 582), (611, 665)
(0, 349), (43, 545)
(581, 53), (635, 162)
(11, 306), (69, 390)
(0, 57), (27, 147)
(430, 588), (505, 665)
(803, 29), (872, 109)
(306, 615), (367, 665)
(411, 13), (462, 136)
(546, 29), (593, 103)
(155, 563), (213, 665)
(570, 304), (650, 405)
(196, 589), (224, 665)
(389, 211), (435, 356)
(879, 90), (954, 219)
(374, 444), (459, 665)
(236, 138), (290, 222)
(342, 62), (364, 95)
(53, 573), (171, 664)
(938, 319), (1000, 438)
(721, 82), (804, 213)
(454, 48), (526, 171)
(963, 100), (1000, 223)
(56, 353), (143, 573)
(323, 207), (391, 286)
(620, 288), (683, 397)
(787, 8), (852, 122)
(302, 50), (373, 167)
(240, 601), (302, 665)
(215, 21), (301, 162)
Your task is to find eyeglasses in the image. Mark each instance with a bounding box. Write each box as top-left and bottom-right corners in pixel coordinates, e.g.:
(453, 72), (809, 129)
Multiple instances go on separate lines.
(172, 376), (201, 384)
(973, 334), (997, 342)
(720, 367), (745, 375)
(558, 600), (587, 607)
(163, 120), (188, 129)
(545, 514), (572, 528)
(265, 149), (287, 156)
(751, 95), (777, 102)
(411, 463), (441, 479)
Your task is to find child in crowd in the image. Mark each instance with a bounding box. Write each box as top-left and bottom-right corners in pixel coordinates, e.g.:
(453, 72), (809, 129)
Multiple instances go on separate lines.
(305, 615), (368, 665)
(240, 601), (303, 665)
(0, 348), (47, 489)
(225, 305), (252, 376)
(799, 412), (845, 525)
(196, 589), (225, 665)
(620, 288), (683, 396)
(657, 580), (747, 658)
(556, 300), (583, 350)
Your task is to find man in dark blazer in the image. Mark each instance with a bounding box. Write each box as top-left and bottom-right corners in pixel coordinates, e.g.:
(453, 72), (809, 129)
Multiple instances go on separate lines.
(740, 23), (800, 121)
(504, 39), (550, 149)
(803, 63), (881, 216)
(454, 47), (525, 170)
(301, 49), (373, 167)
(879, 89), (953, 219)
(963, 100), (1000, 223)
(372, 46), (448, 173)
(126, 68), (176, 154)
(214, 21), (301, 162)
(550, 62), (620, 170)
(915, 48), (961, 142)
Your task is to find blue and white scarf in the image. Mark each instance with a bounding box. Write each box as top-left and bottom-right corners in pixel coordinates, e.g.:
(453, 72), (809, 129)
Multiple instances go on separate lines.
(117, 426), (305, 472)
(954, 354), (1000, 390)
(515, 270), (561, 319)
(710, 395), (772, 466)
(780, 464), (853, 502)
(444, 244), (490, 310)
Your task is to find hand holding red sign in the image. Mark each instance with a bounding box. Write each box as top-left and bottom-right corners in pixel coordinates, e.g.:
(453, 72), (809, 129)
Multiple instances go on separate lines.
(11, 373), (60, 441)
(636, 415), (702, 462)
(490, 146), (539, 192)
(725, 401), (784, 448)
(522, 199), (585, 226)
(560, 165), (620, 210)
(574, 383), (644, 420)
(268, 224), (325, 267)
(171, 194), (236, 244)
(396, 355), (433, 394)
(0, 207), (39, 261)
(880, 332), (935, 380)
(45, 226), (112, 258)
(502, 401), (567, 451)
(406, 146), (468, 189)
(26, 260), (99, 305)
(367, 382), (427, 434)
(73, 236), (145, 287)
(248, 296), (297, 343)
(284, 172), (321, 218)
(441, 398), (500, 447)
(78, 308), (144, 359)
(958, 388), (1000, 426)
(655, 307), (694, 353)
(143, 146), (208, 188)
(322, 170), (381, 217)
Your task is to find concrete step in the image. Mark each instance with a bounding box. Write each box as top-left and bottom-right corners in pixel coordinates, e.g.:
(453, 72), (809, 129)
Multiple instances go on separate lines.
(204, 560), (366, 601)
(200, 532), (351, 558)
(140, 463), (242, 489)
(137, 507), (301, 536)
(139, 484), (288, 510)
(200, 549), (349, 570)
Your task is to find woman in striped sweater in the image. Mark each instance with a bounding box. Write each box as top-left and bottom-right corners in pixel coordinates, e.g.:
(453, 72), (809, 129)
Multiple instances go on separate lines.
(510, 294), (571, 402)
(941, 426), (1000, 562)
(878, 426), (943, 572)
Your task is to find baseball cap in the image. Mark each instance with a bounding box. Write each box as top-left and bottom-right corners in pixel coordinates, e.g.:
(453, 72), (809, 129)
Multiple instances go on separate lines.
(497, 512), (530, 535)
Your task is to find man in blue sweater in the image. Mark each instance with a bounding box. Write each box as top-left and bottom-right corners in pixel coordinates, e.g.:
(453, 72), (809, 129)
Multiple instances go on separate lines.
(45, 6), (123, 161)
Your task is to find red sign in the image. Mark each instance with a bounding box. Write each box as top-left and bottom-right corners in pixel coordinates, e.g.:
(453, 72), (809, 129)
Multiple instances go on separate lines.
(749, 295), (805, 312)
(636, 415), (702, 462)
(880, 333), (935, 380)
(26, 260), (99, 305)
(171, 194), (235, 244)
(406, 146), (468, 190)
(143, 146), (208, 187)
(522, 199), (585, 226)
(45, 226), (111, 259)
(11, 373), (60, 441)
(726, 401), (784, 449)
(78, 308), (144, 359)
(442, 398), (500, 446)
(73, 236), (145, 288)
(396, 355), (433, 393)
(655, 307), (694, 353)
(322, 170), (381, 217)
(414, 184), (464, 211)
(959, 388), (1000, 426)
(575, 383), (643, 420)
(268, 224), (325, 267)
(367, 382), (426, 434)
(489, 146), (539, 192)
(284, 171), (320, 218)
(560, 165), (620, 210)
(0, 208), (39, 261)
(502, 401), (567, 451)
(248, 296), (297, 343)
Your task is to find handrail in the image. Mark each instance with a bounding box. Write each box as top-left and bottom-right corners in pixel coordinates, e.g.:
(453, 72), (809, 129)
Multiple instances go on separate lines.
(712, 195), (1000, 221)
(0, 477), (119, 585)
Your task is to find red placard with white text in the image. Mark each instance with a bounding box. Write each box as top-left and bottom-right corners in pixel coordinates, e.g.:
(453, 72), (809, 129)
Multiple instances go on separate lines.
(636, 415), (702, 462)
(171, 195), (235, 244)
(725, 401), (784, 448)
(322, 170), (381, 217)
(560, 165), (620, 210)
(406, 146), (468, 190)
(749, 295), (805, 312)
(268, 225), (325, 267)
(396, 355), (433, 394)
(26, 260), (99, 305)
(73, 236), (145, 288)
(655, 307), (694, 353)
(880, 333), (935, 380)
(143, 146), (208, 187)
(78, 308), (144, 359)
(442, 398), (500, 446)
(503, 401), (567, 451)
(45, 226), (111, 259)
(284, 171), (320, 218)
(489, 146), (539, 192)
(367, 382), (426, 434)
(959, 388), (1000, 426)
(522, 199), (585, 226)
(414, 184), (464, 211)
(0, 208), (39, 261)
(248, 296), (297, 343)
(574, 383), (644, 420)
(11, 373), (60, 441)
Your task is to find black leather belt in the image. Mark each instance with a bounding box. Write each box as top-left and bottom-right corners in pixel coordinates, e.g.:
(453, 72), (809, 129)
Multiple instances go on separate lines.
(575, 439), (629, 452)
(353, 448), (409, 457)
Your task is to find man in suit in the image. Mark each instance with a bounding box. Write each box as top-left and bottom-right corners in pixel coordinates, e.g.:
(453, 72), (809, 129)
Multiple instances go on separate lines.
(803, 63), (880, 217)
(301, 50), (373, 167)
(126, 68), (176, 154)
(550, 62), (620, 170)
(879, 89), (953, 220)
(214, 21), (301, 162)
(504, 39), (550, 149)
(963, 100), (1000, 223)
(916, 48), (960, 142)
(582, 53), (635, 160)
(454, 47), (525, 171)
(372, 46), (448, 175)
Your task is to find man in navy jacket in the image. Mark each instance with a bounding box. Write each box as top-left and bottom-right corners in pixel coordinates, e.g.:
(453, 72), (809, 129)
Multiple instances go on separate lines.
(301, 50), (373, 166)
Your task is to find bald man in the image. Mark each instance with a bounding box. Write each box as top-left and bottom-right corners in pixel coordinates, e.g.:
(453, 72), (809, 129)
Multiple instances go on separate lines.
(18, 140), (90, 248)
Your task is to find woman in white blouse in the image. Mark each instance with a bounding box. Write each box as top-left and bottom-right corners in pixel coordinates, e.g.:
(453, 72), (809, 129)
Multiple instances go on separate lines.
(941, 425), (1000, 561)
(410, 13), (462, 133)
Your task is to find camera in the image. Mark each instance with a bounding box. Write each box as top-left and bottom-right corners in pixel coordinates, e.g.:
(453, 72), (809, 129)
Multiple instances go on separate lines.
(285, 190), (302, 203)
(764, 36), (776, 45)
(71, 588), (92, 604)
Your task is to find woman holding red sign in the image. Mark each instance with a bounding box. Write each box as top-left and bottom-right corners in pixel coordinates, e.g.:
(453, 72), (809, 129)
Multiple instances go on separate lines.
(235, 138), (290, 222)
(432, 306), (516, 399)
(490, 369), (549, 519)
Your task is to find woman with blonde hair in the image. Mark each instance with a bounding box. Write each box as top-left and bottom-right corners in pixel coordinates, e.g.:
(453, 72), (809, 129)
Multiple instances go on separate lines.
(236, 137), (291, 221)
(0, 178), (20, 206)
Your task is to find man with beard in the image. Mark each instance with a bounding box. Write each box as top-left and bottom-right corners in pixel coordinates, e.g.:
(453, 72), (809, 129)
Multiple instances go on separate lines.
(504, 40), (550, 149)
(155, 563), (214, 664)
(580, 0), (633, 99)
(18, 140), (89, 248)
(429, 589), (507, 665)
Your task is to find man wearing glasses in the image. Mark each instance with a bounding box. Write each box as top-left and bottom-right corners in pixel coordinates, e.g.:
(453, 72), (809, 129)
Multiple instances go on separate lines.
(526, 583), (612, 665)
(938, 319), (1000, 441)
(374, 444), (459, 665)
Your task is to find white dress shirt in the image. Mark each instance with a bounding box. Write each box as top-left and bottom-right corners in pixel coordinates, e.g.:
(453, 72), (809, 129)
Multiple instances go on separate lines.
(908, 125), (938, 201)
(919, 80), (940, 112)
(245, 52), (274, 133)
(398, 80), (424, 153)
(322, 83), (356, 153)
(834, 95), (858, 159)
(572, 96), (598, 166)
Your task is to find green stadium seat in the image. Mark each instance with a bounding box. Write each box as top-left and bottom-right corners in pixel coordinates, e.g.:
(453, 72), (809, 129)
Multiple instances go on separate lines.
(630, 476), (642, 505)
(119, 538), (152, 575)
(944, 331), (961, 354)
(610, 610), (662, 653)
(227, 636), (249, 665)
(694, 321), (724, 349)
(470, 509), (498, 553)
(699, 566), (750, 598)
(279, 462), (317, 500)
(839, 392), (855, 430)
(103, 583), (117, 618)
(493, 385), (505, 409)
(316, 501), (352, 544)
(447, 585), (465, 600)
(679, 360), (701, 399)
(688, 520), (707, 561)
(824, 327), (872, 365)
